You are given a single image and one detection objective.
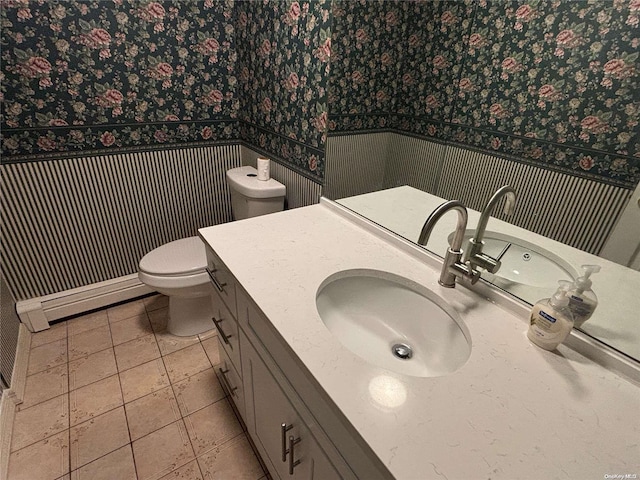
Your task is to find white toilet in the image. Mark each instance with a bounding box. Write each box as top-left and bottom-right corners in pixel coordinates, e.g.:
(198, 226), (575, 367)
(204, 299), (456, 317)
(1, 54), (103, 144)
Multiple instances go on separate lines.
(138, 166), (285, 336)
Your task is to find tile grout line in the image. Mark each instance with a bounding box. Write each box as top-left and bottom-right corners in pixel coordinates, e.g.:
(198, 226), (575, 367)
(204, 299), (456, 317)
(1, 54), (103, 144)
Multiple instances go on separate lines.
(67, 404), (188, 478)
(66, 418), (131, 477)
(115, 354), (138, 480)
(67, 311), (122, 475)
(28, 325), (67, 350)
(128, 296), (165, 478)
(193, 430), (248, 476)
(18, 364), (67, 412)
(27, 297), (251, 480)
(8, 391), (70, 455)
(156, 332), (199, 469)
(141, 297), (264, 479)
(24, 338), (69, 378)
(13, 298), (167, 479)
(161, 321), (238, 476)
(30, 295), (163, 351)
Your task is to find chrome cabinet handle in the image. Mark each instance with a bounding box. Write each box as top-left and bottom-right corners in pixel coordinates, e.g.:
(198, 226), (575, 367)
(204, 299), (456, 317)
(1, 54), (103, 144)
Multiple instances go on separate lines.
(288, 435), (301, 475)
(281, 423), (293, 462)
(212, 316), (232, 346)
(205, 267), (227, 292)
(218, 367), (237, 397)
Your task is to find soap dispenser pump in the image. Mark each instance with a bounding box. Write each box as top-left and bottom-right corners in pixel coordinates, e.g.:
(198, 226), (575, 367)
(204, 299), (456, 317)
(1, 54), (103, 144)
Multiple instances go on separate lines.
(567, 264), (601, 328)
(527, 281), (574, 351)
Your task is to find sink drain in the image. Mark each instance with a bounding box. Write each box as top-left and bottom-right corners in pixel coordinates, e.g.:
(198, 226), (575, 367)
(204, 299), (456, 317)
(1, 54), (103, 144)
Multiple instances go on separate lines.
(392, 343), (413, 360)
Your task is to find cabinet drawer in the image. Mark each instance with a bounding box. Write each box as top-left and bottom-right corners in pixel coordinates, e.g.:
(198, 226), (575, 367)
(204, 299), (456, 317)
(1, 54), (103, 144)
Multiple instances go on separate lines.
(218, 339), (245, 420)
(205, 247), (237, 318)
(212, 297), (241, 375)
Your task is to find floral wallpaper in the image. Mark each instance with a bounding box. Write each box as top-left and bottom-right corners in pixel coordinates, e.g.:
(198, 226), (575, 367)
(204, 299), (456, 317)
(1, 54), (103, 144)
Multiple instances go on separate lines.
(328, 0), (403, 131)
(1, 0), (241, 157)
(4, 1), (637, 186)
(394, 0), (474, 123)
(235, 0), (331, 179)
(329, 0), (640, 189)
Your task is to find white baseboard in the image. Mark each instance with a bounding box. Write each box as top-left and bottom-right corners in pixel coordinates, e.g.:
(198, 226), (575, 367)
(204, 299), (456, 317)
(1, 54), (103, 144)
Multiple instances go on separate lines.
(10, 325), (31, 405)
(16, 274), (154, 332)
(0, 324), (31, 480)
(0, 389), (18, 480)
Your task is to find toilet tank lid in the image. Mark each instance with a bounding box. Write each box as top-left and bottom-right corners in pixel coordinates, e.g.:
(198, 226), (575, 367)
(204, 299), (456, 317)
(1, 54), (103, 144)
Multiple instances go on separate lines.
(139, 236), (206, 276)
(226, 166), (286, 199)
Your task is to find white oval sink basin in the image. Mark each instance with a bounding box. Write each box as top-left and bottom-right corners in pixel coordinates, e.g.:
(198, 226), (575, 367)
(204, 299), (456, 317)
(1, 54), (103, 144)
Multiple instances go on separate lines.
(316, 270), (471, 378)
(449, 231), (578, 300)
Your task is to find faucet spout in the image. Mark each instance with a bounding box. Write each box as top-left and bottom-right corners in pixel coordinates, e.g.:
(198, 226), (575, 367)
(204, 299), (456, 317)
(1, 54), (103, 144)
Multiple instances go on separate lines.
(418, 200), (468, 249)
(419, 200), (480, 288)
(466, 185), (517, 273)
(474, 185), (516, 243)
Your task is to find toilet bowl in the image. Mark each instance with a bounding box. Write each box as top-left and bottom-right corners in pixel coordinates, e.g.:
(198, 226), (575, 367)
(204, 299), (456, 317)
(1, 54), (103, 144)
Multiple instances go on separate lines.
(138, 165), (286, 337)
(138, 237), (214, 337)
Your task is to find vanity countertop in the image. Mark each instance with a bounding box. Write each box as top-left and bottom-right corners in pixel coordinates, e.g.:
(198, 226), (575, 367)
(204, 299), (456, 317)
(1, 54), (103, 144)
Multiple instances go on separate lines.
(339, 186), (640, 360)
(199, 201), (639, 480)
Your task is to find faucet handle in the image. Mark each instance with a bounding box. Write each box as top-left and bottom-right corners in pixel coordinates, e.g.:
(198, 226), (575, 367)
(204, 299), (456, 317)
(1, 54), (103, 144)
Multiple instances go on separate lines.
(470, 252), (501, 274)
(466, 238), (502, 274)
(463, 261), (482, 285)
(448, 260), (481, 286)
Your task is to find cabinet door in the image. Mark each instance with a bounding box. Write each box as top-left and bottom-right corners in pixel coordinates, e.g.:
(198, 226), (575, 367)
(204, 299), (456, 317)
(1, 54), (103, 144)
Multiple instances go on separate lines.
(242, 334), (341, 480)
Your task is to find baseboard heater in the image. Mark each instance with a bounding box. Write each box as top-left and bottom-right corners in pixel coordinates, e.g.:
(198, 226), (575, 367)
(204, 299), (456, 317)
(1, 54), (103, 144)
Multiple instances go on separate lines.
(15, 274), (154, 332)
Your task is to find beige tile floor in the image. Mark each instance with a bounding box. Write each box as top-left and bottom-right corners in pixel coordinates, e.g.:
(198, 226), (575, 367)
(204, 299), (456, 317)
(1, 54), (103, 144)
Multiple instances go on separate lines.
(7, 295), (268, 480)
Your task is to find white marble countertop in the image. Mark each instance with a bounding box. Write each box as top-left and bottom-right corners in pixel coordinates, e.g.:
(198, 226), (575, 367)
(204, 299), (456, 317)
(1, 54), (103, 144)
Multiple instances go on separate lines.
(339, 186), (640, 361)
(199, 201), (639, 480)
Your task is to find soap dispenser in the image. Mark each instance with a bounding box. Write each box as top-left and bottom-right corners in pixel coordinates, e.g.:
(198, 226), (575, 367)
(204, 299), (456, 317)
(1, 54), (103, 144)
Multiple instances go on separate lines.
(527, 281), (574, 351)
(567, 264), (601, 328)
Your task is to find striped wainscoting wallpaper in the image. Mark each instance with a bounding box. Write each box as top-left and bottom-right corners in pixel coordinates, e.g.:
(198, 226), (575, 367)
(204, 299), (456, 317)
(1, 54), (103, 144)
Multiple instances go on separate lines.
(0, 272), (20, 388)
(437, 145), (632, 255)
(324, 133), (392, 200)
(324, 132), (632, 255)
(1, 144), (241, 301)
(384, 134), (447, 194)
(240, 145), (322, 209)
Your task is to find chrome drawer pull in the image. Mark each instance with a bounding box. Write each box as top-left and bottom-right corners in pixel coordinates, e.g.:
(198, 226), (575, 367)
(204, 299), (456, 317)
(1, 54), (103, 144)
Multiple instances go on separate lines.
(281, 423), (293, 462)
(205, 267), (227, 292)
(288, 435), (301, 475)
(212, 316), (232, 346)
(218, 367), (237, 397)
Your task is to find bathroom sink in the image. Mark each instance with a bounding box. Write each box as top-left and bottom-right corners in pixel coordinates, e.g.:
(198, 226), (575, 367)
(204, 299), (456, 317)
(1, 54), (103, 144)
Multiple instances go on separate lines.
(315, 270), (471, 377)
(450, 231), (577, 299)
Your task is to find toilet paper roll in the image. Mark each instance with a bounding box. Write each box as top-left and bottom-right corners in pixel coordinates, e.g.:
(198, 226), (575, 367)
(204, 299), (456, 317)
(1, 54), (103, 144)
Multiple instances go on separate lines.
(257, 157), (270, 181)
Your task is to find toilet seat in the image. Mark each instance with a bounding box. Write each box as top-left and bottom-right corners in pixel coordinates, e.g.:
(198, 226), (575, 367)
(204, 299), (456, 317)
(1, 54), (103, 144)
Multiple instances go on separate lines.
(139, 236), (207, 277)
(138, 270), (210, 291)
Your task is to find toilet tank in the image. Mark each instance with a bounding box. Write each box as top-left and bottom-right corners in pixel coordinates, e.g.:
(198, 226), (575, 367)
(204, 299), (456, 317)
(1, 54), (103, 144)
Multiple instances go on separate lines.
(226, 166), (286, 220)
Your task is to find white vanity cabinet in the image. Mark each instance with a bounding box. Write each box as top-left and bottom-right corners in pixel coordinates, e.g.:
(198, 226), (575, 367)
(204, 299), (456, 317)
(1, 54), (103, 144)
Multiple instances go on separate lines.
(241, 332), (341, 480)
(204, 245), (359, 480)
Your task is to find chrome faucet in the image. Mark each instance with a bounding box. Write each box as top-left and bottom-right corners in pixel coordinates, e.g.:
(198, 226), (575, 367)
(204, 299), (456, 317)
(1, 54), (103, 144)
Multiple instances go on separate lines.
(465, 185), (517, 273)
(419, 200), (481, 288)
